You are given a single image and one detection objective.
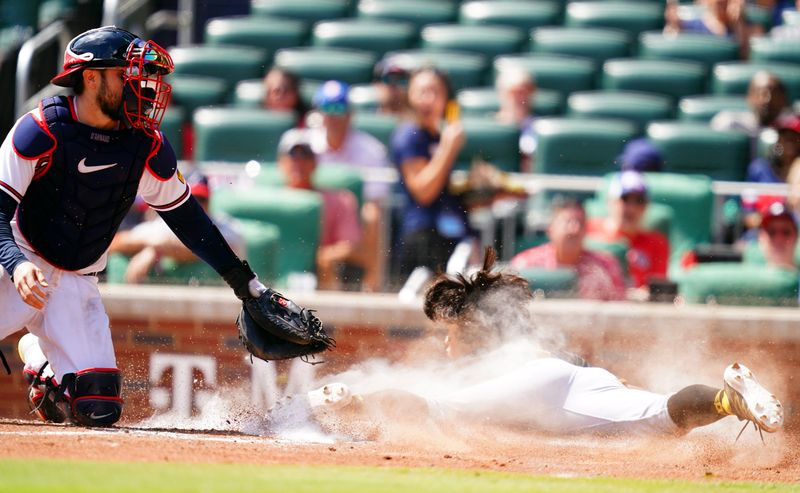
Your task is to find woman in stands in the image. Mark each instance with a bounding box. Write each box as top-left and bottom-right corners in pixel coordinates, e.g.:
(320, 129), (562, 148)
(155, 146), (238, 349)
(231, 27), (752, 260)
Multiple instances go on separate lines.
(262, 66), (308, 127)
(664, 0), (761, 58)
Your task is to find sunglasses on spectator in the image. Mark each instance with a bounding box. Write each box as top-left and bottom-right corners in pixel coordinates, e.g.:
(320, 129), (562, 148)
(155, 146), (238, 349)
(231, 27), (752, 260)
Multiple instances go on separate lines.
(319, 102), (349, 115)
(765, 226), (797, 238)
(288, 146), (315, 159)
(621, 194), (647, 205)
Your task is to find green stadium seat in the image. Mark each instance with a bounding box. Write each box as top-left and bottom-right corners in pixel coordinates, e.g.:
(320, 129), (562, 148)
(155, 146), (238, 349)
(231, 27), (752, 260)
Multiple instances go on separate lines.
(602, 58), (707, 102)
(456, 117), (521, 172)
(646, 122), (750, 181)
(712, 62), (800, 102)
(254, 164), (364, 208)
(457, 87), (564, 117)
(357, 0), (457, 30)
(160, 107), (185, 159)
(192, 108), (295, 162)
(251, 0), (349, 23)
(348, 84), (380, 112)
(0, 1), (38, 30)
(168, 75), (228, 114)
(750, 37), (800, 65)
(637, 32), (739, 69)
(518, 267), (578, 298)
(678, 95), (749, 122)
(530, 27), (631, 67)
(312, 19), (416, 58)
(274, 47), (377, 85)
(567, 90), (674, 134)
(385, 50), (488, 91)
(494, 55), (597, 97)
(169, 45), (267, 93)
(351, 112), (399, 148)
(565, 2), (663, 36)
(421, 24), (527, 58)
(783, 9), (800, 26)
(677, 263), (798, 307)
(533, 118), (637, 176)
(233, 79), (265, 108)
(459, 1), (561, 31)
(212, 186), (322, 280)
(204, 16), (308, 67)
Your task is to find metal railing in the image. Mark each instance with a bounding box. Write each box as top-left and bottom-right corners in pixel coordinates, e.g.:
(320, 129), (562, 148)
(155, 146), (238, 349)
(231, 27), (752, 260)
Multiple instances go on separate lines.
(15, 20), (70, 117)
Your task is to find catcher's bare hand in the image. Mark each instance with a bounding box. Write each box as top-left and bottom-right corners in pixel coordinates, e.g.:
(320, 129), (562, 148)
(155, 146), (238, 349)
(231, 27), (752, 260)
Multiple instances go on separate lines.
(13, 261), (49, 310)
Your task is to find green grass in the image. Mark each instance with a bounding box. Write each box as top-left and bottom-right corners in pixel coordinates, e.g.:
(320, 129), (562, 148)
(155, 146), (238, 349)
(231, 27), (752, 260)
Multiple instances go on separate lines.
(0, 459), (795, 493)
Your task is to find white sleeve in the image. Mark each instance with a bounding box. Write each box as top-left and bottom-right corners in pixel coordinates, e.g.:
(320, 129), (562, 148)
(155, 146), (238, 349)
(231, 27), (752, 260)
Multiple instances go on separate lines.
(0, 121), (36, 203)
(138, 167), (190, 212)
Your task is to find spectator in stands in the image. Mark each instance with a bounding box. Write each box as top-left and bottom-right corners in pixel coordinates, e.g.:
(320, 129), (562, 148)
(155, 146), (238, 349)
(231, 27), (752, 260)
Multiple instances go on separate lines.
(760, 0), (798, 28)
(262, 67), (308, 126)
(108, 173), (245, 284)
(373, 57), (410, 116)
(746, 115), (800, 183)
(391, 67), (471, 281)
(277, 129), (362, 290)
(511, 198), (626, 301)
(307, 80), (391, 290)
(587, 171), (670, 290)
(757, 198), (798, 270)
(770, 0), (800, 40)
(494, 67), (536, 172)
(664, 0), (761, 57)
(712, 71), (793, 158)
(617, 138), (664, 173)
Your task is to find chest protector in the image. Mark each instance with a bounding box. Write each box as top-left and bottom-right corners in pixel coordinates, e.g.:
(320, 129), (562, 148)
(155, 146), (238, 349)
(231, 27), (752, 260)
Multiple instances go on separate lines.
(17, 96), (155, 270)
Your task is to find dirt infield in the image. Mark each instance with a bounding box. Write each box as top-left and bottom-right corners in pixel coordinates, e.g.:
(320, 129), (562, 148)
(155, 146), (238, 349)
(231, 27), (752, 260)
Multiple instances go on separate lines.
(1, 419), (798, 483)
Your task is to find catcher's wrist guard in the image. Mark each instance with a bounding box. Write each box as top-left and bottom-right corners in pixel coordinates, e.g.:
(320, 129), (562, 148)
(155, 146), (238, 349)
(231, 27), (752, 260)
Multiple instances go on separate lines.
(222, 260), (256, 300)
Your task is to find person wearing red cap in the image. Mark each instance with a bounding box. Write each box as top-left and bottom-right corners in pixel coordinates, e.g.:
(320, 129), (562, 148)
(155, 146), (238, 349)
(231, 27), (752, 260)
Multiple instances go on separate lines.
(757, 198), (798, 269)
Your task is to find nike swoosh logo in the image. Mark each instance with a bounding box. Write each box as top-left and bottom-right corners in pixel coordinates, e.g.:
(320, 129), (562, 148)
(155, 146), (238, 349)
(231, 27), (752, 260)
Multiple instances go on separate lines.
(78, 158), (118, 173)
(88, 411), (115, 420)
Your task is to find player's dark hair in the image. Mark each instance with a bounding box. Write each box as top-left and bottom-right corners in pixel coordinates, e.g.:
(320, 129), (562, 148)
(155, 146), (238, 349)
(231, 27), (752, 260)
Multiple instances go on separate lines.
(73, 70), (86, 95)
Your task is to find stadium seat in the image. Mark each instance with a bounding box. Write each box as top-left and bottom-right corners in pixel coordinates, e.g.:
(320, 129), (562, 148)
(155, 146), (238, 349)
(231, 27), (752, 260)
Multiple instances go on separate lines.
(677, 263), (798, 307)
(517, 267), (578, 298)
(646, 122), (750, 181)
(357, 0), (457, 29)
(533, 118), (637, 176)
(160, 107), (185, 160)
(678, 95), (749, 122)
(192, 108), (295, 162)
(420, 24), (527, 59)
(750, 37), (800, 65)
(459, 1), (561, 31)
(211, 186), (322, 280)
(457, 87), (564, 117)
(783, 9), (800, 26)
(530, 27), (632, 67)
(712, 62), (800, 102)
(169, 45), (267, 93)
(168, 75), (228, 115)
(602, 58), (707, 102)
(274, 47), (377, 85)
(251, 0), (349, 23)
(233, 79), (265, 107)
(494, 55), (597, 97)
(384, 50), (487, 91)
(567, 90), (674, 134)
(204, 16), (308, 67)
(565, 2), (663, 36)
(455, 117), (521, 172)
(351, 112), (399, 149)
(312, 19), (416, 58)
(637, 32), (739, 70)
(348, 84), (380, 112)
(254, 164), (364, 208)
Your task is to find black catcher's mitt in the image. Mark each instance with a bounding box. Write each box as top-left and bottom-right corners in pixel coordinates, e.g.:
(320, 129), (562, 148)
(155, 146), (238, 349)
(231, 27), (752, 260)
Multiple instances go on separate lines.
(237, 289), (335, 362)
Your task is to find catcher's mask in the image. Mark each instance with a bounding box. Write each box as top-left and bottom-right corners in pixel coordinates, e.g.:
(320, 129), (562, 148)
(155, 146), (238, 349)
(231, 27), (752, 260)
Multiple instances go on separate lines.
(52, 26), (174, 137)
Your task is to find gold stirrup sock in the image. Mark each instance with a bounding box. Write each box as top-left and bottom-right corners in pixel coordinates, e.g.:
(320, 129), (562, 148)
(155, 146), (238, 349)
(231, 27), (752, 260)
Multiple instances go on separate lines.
(714, 389), (732, 416)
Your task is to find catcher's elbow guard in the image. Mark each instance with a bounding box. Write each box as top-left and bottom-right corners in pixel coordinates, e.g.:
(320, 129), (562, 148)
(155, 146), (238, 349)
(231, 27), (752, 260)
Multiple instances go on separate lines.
(69, 368), (124, 427)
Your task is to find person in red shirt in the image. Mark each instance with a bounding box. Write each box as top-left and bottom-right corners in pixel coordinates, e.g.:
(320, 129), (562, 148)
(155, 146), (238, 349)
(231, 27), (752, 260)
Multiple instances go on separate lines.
(587, 171), (670, 289)
(511, 198), (626, 301)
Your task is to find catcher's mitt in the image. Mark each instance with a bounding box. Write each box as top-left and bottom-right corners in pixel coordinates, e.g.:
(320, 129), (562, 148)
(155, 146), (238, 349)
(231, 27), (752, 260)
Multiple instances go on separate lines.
(237, 289), (335, 362)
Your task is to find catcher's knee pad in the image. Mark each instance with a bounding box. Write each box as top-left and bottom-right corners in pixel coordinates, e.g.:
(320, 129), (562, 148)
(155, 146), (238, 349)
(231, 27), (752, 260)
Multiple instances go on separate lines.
(69, 369), (124, 427)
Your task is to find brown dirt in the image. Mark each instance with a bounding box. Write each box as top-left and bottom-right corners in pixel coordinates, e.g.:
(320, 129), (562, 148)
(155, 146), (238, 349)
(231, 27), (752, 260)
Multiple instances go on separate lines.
(1, 419), (798, 483)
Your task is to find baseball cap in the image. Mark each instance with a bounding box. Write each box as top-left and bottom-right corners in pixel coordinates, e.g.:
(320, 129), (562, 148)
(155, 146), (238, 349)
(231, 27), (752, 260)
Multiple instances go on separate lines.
(374, 58), (409, 86)
(757, 196), (796, 230)
(313, 80), (349, 115)
(776, 115), (800, 134)
(277, 128), (314, 157)
(608, 171), (648, 199)
(617, 138), (664, 172)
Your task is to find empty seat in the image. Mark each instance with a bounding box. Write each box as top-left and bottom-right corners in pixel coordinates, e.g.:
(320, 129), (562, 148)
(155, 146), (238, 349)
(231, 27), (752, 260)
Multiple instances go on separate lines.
(348, 84), (380, 112)
(678, 95), (749, 122)
(352, 112), (399, 148)
(646, 122), (750, 181)
(169, 45), (267, 92)
(638, 32), (739, 69)
(534, 118), (637, 176)
(530, 27), (631, 67)
(168, 75), (228, 115)
(750, 37), (800, 65)
(251, 0), (349, 22)
(313, 20), (416, 58)
(274, 47), (377, 85)
(421, 24), (527, 58)
(459, 1), (560, 31)
(602, 58), (706, 102)
(678, 264), (798, 307)
(567, 90), (673, 134)
(204, 16), (308, 67)
(233, 79), (265, 107)
(565, 2), (663, 36)
(457, 87), (564, 117)
(494, 55), (597, 97)
(456, 117), (521, 172)
(712, 62), (800, 102)
(357, 0), (457, 29)
(192, 108), (295, 162)
(384, 50), (487, 91)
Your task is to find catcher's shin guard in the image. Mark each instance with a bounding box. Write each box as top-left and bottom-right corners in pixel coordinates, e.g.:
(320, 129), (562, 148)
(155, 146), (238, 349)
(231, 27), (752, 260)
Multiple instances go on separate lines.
(68, 369), (124, 427)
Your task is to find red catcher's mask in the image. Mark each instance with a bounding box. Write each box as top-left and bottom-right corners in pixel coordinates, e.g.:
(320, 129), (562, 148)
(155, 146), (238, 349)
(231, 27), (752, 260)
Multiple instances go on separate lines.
(120, 39), (173, 137)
